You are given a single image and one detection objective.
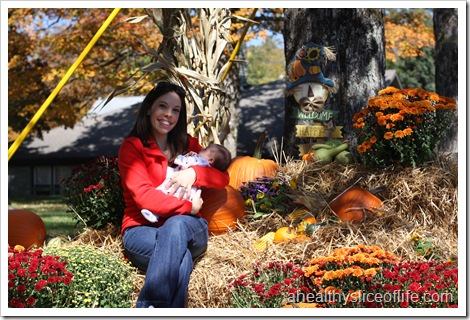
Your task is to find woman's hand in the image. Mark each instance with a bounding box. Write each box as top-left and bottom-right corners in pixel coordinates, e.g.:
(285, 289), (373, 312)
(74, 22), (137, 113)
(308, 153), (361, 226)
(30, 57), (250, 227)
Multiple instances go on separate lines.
(190, 189), (203, 215)
(165, 167), (197, 200)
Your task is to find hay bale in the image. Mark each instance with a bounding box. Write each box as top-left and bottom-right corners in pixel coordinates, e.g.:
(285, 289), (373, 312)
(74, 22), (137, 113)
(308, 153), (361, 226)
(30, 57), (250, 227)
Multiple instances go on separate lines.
(188, 155), (458, 308)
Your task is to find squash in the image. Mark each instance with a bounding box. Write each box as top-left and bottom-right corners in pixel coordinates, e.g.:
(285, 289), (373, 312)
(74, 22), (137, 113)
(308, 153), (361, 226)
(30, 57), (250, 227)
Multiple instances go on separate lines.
(8, 209), (47, 249)
(313, 143), (349, 164)
(335, 150), (355, 164)
(329, 186), (383, 223)
(273, 226), (297, 243)
(199, 185), (246, 235)
(227, 131), (278, 190)
(296, 216), (317, 235)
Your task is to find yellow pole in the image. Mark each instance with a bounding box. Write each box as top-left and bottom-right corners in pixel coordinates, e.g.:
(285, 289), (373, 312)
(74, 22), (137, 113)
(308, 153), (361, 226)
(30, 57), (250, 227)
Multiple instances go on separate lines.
(221, 8), (258, 82)
(8, 8), (121, 161)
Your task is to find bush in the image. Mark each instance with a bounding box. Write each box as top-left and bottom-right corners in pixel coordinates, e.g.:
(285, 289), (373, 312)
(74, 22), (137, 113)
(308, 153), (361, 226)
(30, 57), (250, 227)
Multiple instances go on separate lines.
(8, 245), (74, 308)
(61, 156), (125, 230)
(44, 245), (137, 308)
(228, 261), (309, 308)
(352, 87), (456, 167)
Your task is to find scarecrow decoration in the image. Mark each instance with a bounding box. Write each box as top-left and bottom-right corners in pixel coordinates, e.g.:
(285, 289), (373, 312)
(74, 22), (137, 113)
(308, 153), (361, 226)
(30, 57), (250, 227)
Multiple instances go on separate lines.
(285, 42), (343, 156)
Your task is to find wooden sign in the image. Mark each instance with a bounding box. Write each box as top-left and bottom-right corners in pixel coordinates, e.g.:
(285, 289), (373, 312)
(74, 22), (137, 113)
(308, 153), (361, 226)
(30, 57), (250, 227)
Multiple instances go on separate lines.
(295, 125), (343, 138)
(292, 108), (338, 121)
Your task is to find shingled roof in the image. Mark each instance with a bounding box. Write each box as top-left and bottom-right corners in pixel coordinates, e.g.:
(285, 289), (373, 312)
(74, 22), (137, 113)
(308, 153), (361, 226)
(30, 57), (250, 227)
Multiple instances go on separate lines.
(9, 97), (144, 165)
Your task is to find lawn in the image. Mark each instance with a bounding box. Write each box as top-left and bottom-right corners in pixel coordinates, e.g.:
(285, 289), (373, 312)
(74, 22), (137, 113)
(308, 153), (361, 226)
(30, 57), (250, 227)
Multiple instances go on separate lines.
(8, 195), (83, 239)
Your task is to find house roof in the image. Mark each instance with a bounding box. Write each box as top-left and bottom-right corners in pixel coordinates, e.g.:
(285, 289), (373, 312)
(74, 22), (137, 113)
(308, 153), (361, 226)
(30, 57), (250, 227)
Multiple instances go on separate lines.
(385, 69), (403, 89)
(9, 97), (144, 165)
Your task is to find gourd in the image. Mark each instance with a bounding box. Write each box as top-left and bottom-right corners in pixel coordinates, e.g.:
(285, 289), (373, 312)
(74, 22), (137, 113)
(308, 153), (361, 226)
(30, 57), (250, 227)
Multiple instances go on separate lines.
(8, 209), (47, 249)
(313, 143), (349, 164)
(335, 150), (355, 164)
(329, 186), (383, 223)
(252, 231), (275, 251)
(227, 131), (278, 190)
(273, 226), (297, 243)
(296, 216), (317, 235)
(199, 185), (246, 235)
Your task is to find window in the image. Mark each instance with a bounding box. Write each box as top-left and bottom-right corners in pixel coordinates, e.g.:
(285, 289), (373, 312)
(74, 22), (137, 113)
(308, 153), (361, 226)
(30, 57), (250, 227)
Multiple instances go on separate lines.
(33, 166), (52, 195)
(33, 165), (75, 195)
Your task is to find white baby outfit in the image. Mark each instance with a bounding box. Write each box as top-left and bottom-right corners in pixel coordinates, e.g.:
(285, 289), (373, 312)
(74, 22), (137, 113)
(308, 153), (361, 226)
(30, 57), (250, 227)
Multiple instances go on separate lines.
(141, 153), (210, 223)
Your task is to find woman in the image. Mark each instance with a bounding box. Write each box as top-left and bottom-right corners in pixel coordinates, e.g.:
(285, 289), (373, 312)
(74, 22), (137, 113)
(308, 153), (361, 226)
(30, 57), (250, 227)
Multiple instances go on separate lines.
(118, 82), (229, 308)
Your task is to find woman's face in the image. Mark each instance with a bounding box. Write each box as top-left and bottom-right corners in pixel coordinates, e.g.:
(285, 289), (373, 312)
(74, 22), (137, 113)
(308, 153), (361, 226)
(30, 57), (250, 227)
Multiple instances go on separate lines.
(148, 91), (182, 137)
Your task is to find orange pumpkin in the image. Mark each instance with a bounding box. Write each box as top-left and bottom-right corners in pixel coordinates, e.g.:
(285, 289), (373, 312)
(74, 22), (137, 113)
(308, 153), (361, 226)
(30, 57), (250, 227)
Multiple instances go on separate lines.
(227, 131), (278, 190)
(273, 226), (297, 243)
(199, 185), (246, 235)
(302, 152), (315, 162)
(329, 186), (383, 223)
(8, 209), (47, 249)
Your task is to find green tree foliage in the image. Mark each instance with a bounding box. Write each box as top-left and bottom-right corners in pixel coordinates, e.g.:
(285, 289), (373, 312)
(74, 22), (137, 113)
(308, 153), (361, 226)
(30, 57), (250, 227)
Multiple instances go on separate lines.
(387, 46), (435, 92)
(246, 36), (285, 85)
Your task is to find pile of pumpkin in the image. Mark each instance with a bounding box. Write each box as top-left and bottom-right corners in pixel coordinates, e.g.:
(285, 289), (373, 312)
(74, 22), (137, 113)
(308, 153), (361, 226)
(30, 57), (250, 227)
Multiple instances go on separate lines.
(199, 135), (384, 240)
(252, 213), (319, 251)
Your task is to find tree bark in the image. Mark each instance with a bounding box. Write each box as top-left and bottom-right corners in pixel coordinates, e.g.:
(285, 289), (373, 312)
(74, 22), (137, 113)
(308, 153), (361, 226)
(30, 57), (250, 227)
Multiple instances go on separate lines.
(283, 9), (385, 158)
(434, 8), (458, 154)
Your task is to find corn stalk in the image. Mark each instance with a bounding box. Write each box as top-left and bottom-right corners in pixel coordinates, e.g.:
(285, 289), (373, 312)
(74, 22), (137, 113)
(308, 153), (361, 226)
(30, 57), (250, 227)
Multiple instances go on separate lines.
(105, 8), (246, 147)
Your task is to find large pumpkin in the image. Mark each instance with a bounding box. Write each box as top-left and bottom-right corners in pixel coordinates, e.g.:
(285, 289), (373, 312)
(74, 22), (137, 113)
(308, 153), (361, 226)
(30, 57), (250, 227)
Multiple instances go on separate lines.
(329, 186), (383, 223)
(8, 209), (47, 249)
(199, 185), (246, 235)
(227, 131), (278, 190)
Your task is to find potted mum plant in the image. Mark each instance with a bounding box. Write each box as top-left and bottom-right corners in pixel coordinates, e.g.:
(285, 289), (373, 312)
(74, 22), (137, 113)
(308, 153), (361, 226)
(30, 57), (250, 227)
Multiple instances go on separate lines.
(352, 87), (457, 167)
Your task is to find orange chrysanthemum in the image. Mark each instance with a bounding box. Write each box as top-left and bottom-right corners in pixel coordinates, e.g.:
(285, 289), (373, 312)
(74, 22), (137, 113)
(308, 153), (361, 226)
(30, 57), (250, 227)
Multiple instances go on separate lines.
(394, 130), (405, 138)
(357, 144), (367, 153)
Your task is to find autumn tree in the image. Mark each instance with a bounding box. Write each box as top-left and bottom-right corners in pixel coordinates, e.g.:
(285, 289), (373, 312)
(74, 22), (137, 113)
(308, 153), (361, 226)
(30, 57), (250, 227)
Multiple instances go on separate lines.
(8, 8), (159, 142)
(385, 9), (435, 90)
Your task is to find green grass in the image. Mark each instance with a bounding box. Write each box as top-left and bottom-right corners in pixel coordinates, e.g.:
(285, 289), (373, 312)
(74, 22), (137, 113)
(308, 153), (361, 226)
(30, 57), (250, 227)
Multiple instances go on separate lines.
(8, 195), (84, 240)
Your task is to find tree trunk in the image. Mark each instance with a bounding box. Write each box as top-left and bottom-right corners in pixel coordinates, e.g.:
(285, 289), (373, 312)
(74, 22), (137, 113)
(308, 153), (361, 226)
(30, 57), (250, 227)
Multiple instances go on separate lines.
(283, 9), (385, 158)
(434, 8), (458, 154)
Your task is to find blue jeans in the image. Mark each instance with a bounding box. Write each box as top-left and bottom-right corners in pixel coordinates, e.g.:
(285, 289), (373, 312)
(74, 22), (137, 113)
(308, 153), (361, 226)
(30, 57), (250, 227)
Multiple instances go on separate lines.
(122, 215), (209, 308)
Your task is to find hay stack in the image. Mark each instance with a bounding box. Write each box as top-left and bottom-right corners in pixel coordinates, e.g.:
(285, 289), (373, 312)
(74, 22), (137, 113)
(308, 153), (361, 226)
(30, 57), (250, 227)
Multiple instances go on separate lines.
(187, 155), (458, 308)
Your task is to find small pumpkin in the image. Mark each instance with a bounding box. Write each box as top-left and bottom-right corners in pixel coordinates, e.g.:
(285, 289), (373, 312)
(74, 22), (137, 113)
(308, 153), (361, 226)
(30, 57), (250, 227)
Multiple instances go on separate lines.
(329, 186), (383, 223)
(8, 209), (47, 249)
(199, 185), (246, 235)
(273, 226), (297, 243)
(295, 234), (311, 242)
(302, 152), (315, 162)
(227, 131), (278, 190)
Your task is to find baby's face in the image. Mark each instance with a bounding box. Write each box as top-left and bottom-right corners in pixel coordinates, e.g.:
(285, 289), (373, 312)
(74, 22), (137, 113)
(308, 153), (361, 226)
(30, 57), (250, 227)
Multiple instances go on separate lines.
(198, 146), (215, 161)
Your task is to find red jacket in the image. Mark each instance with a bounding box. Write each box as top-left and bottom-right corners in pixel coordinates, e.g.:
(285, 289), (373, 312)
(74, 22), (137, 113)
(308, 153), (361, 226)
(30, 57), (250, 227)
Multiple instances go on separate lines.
(118, 135), (229, 234)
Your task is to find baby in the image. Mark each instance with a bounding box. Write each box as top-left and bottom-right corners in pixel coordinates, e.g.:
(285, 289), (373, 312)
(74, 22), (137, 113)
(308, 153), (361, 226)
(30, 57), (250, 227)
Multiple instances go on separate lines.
(141, 143), (232, 223)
